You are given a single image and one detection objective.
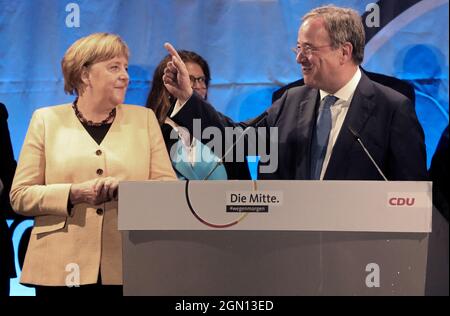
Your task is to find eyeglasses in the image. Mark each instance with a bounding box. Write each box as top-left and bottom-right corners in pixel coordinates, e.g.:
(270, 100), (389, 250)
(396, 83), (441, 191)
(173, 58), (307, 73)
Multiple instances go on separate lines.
(189, 75), (206, 87)
(292, 44), (334, 58)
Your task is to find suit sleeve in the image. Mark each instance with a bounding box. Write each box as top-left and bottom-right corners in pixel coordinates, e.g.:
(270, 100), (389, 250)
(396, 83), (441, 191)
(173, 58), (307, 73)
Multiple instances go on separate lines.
(172, 93), (277, 160)
(10, 110), (72, 217)
(388, 98), (428, 180)
(174, 93), (263, 134)
(147, 110), (177, 180)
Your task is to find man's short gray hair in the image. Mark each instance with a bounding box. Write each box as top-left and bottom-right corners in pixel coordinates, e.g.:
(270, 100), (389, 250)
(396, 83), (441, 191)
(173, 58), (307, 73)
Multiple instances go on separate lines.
(302, 5), (365, 65)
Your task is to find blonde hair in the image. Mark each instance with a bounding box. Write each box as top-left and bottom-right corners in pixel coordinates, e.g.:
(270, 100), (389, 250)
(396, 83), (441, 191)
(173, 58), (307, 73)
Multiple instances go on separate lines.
(302, 5), (365, 65)
(61, 33), (129, 95)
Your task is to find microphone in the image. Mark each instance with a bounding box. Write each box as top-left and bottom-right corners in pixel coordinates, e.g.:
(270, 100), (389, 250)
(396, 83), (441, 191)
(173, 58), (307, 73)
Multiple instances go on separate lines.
(347, 126), (388, 181)
(203, 112), (268, 180)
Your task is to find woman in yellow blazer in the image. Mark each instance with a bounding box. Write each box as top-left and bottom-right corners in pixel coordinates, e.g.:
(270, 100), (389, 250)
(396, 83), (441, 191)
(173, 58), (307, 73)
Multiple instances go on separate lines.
(10, 33), (176, 296)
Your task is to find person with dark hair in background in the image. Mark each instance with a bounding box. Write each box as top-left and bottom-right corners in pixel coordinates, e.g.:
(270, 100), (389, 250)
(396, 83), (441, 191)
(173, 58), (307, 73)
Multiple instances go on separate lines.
(162, 5), (427, 181)
(146, 50), (251, 180)
(0, 102), (17, 297)
(10, 33), (176, 296)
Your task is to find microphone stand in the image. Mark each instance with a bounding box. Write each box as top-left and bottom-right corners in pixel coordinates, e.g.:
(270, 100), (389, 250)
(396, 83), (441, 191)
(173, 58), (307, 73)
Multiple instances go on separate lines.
(348, 126), (388, 181)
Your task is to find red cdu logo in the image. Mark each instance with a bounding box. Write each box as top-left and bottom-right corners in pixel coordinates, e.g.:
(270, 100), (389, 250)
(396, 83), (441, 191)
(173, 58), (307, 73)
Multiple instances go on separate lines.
(388, 197), (415, 206)
(387, 192), (430, 209)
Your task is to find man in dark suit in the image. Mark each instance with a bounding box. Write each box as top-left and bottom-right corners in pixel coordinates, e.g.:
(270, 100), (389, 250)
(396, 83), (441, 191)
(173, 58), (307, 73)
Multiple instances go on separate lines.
(0, 102), (17, 297)
(162, 5), (427, 181)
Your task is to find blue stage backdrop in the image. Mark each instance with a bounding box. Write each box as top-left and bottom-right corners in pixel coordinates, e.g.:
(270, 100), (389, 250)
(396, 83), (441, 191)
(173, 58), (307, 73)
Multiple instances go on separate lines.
(0, 0), (448, 296)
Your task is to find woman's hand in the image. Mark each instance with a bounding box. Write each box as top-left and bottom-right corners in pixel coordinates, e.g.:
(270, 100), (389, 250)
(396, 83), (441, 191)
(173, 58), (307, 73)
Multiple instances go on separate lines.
(94, 177), (119, 203)
(69, 177), (119, 206)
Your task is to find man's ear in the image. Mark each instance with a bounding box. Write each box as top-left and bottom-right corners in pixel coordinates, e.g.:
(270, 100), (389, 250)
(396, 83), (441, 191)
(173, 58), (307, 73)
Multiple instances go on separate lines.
(340, 42), (353, 64)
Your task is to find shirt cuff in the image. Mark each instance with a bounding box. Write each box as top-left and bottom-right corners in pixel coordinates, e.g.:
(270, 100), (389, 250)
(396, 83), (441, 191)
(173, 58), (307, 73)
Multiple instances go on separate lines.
(170, 96), (191, 118)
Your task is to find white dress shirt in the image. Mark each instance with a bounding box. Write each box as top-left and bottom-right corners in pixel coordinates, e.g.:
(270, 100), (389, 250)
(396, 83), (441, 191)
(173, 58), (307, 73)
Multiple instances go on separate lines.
(318, 67), (361, 179)
(171, 99), (185, 117)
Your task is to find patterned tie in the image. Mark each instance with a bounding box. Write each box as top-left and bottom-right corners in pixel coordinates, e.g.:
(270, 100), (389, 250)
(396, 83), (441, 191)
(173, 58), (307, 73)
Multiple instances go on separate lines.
(310, 95), (338, 179)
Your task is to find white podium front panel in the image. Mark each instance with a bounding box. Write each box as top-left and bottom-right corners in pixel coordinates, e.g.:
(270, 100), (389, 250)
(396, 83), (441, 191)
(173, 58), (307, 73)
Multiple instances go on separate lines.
(118, 180), (437, 295)
(118, 180), (431, 233)
(122, 230), (429, 295)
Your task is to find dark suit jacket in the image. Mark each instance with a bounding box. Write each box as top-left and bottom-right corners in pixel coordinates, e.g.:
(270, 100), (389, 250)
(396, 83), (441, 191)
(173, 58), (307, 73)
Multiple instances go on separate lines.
(0, 102), (17, 281)
(173, 72), (428, 181)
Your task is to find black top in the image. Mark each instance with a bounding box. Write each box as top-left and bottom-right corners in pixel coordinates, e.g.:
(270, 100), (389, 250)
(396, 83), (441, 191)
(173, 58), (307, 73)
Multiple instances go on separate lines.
(81, 123), (112, 145)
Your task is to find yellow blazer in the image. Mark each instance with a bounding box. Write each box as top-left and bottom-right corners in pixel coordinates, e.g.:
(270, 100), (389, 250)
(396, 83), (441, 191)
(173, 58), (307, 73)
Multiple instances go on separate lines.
(10, 103), (176, 286)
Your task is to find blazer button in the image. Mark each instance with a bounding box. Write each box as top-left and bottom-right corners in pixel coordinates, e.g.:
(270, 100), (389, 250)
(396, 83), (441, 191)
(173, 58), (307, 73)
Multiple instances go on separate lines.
(96, 150), (102, 156)
(96, 208), (103, 216)
(96, 168), (103, 175)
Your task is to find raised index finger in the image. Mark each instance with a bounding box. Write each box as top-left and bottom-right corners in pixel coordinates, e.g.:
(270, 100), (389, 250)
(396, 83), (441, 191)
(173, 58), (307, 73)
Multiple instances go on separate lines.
(164, 42), (182, 60)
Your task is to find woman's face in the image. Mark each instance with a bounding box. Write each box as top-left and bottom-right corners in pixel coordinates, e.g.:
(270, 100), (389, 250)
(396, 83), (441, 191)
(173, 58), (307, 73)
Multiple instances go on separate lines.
(84, 55), (129, 106)
(186, 62), (207, 100)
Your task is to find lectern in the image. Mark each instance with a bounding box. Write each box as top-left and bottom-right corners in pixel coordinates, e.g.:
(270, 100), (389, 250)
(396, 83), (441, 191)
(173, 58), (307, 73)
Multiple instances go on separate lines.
(118, 180), (434, 295)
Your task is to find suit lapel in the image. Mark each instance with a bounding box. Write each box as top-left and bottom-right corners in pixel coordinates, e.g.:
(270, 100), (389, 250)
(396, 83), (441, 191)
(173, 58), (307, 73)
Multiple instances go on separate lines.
(100, 104), (121, 146)
(324, 72), (376, 179)
(296, 89), (320, 179)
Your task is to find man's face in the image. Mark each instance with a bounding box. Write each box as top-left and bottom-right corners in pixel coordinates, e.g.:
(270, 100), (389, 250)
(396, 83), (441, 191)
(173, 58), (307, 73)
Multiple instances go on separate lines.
(296, 17), (341, 93)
